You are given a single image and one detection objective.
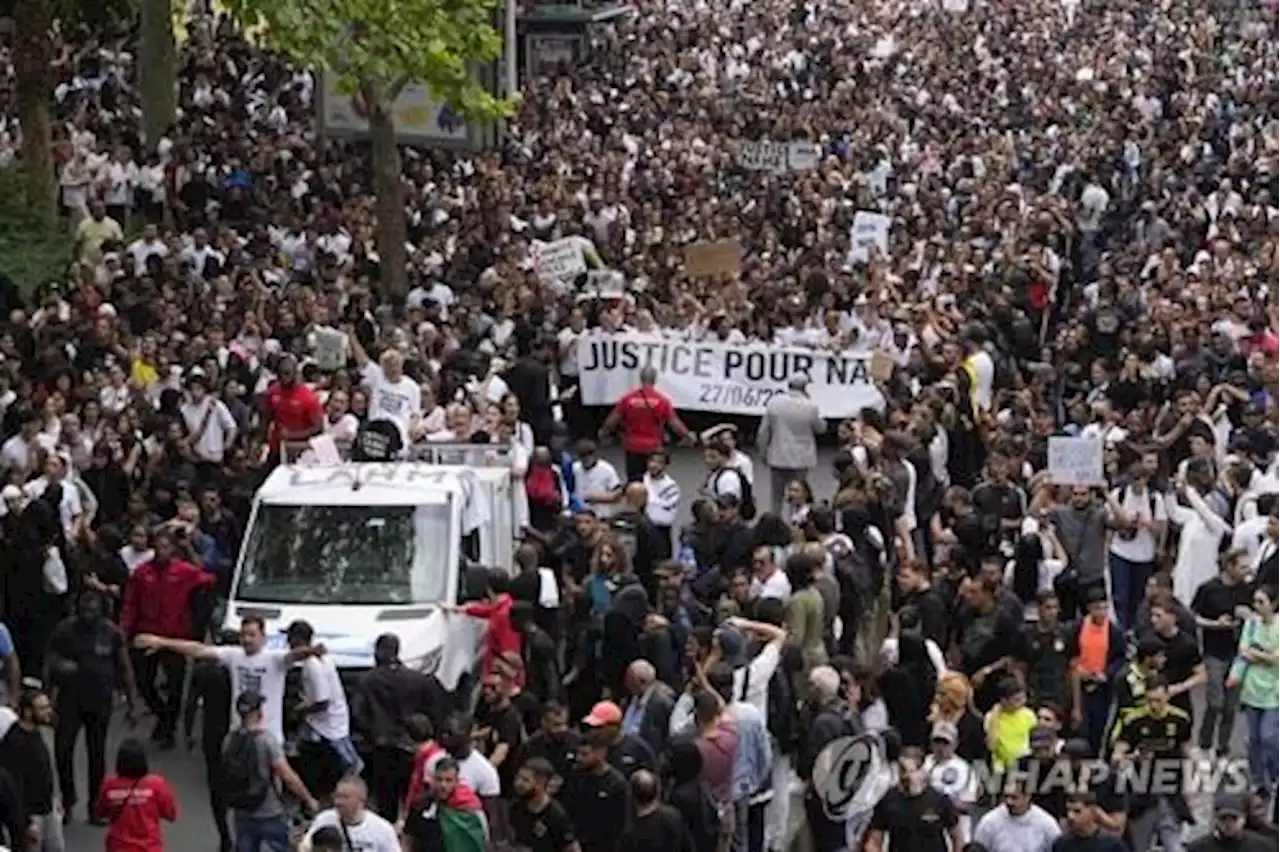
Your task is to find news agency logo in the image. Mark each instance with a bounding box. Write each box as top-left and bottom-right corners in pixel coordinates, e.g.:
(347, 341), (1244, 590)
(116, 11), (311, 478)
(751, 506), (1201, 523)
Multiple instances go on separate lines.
(811, 733), (1253, 822)
(812, 734), (895, 821)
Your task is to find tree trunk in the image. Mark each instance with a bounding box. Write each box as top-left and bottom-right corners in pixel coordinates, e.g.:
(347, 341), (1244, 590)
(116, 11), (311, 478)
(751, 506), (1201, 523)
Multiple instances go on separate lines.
(369, 95), (409, 300)
(13, 0), (54, 223)
(138, 0), (177, 148)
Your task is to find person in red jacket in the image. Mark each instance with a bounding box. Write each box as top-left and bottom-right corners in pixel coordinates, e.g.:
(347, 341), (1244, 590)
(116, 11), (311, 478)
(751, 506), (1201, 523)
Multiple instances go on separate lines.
(94, 737), (177, 852)
(448, 571), (521, 681)
(120, 529), (215, 749)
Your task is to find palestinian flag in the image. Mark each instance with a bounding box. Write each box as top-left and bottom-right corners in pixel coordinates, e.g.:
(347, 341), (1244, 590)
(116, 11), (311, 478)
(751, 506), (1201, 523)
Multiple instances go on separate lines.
(440, 782), (489, 852)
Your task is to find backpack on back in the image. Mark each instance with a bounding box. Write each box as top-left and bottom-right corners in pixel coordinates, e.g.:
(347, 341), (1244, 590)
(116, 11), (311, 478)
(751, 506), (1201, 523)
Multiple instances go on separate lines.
(221, 729), (272, 811)
(716, 468), (757, 521)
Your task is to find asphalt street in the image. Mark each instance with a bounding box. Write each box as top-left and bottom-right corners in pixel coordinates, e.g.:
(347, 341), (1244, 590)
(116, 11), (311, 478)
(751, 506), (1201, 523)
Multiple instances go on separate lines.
(61, 447), (1245, 849)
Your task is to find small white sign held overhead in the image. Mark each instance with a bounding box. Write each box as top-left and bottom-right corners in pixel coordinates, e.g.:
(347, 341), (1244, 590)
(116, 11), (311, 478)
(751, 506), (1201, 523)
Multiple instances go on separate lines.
(1048, 436), (1106, 486)
(533, 239), (588, 283)
(943, 0), (970, 11)
(847, 211), (892, 265)
(786, 141), (823, 172)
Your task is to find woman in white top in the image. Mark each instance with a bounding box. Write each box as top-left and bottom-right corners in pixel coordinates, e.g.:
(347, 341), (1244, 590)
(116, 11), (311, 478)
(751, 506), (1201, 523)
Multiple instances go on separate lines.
(499, 394), (535, 457)
(323, 390), (360, 442)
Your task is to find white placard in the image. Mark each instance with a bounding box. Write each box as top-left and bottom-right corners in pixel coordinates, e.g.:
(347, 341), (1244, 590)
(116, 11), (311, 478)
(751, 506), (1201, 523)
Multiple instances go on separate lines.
(943, 0), (969, 11)
(312, 326), (347, 371)
(739, 140), (824, 174)
(847, 211), (893, 265)
(787, 141), (823, 172)
(576, 333), (885, 418)
(1048, 436), (1106, 486)
(533, 238), (588, 282)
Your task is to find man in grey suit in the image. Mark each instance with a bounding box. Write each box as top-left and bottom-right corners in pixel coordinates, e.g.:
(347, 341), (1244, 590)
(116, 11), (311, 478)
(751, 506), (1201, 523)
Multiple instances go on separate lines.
(756, 374), (824, 513)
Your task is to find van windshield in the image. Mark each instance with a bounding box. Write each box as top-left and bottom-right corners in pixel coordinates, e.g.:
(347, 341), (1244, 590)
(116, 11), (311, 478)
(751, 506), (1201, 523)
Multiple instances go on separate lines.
(235, 503), (452, 605)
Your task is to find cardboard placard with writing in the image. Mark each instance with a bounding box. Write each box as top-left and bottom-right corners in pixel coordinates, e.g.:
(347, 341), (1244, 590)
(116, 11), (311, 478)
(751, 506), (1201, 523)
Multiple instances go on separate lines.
(684, 240), (743, 277)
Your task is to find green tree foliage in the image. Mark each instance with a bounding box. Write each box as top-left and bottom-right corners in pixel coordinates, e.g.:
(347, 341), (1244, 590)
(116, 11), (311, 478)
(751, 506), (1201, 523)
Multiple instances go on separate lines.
(225, 0), (513, 296)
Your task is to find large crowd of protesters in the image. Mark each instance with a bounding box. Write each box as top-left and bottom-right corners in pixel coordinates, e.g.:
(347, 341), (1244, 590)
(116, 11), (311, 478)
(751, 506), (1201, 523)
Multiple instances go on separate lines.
(0, 0), (1275, 849)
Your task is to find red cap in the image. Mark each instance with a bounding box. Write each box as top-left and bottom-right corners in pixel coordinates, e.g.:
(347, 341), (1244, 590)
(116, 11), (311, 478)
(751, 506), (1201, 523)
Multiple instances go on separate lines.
(583, 700), (623, 727)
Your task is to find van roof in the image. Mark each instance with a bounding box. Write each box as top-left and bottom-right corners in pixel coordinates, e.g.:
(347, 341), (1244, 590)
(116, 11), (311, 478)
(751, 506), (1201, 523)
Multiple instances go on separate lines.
(257, 462), (489, 505)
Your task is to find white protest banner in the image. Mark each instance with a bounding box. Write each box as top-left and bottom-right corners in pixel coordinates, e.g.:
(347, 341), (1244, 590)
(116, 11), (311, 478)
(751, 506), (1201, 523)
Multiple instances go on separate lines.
(576, 333), (885, 418)
(847, 211), (892, 265)
(533, 238), (588, 282)
(943, 0), (970, 11)
(738, 141), (789, 174)
(739, 140), (823, 174)
(1048, 436), (1105, 486)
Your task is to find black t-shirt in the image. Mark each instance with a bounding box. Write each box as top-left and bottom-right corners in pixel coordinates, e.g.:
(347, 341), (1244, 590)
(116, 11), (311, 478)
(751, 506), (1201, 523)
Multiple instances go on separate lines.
(518, 730), (583, 787)
(1019, 622), (1072, 706)
(510, 796), (576, 852)
(47, 616), (124, 708)
(563, 765), (631, 852)
(402, 791), (443, 850)
(1152, 629), (1203, 713)
(619, 805), (693, 852)
(868, 786), (958, 852)
(1191, 578), (1251, 661)
(1051, 830), (1130, 852)
(475, 701), (525, 793)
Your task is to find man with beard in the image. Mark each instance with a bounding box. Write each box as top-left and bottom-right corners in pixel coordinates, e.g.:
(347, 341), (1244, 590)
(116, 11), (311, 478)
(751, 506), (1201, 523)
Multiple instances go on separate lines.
(510, 758), (579, 852)
(517, 700), (581, 790)
(957, 577), (1024, 712)
(45, 591), (139, 825)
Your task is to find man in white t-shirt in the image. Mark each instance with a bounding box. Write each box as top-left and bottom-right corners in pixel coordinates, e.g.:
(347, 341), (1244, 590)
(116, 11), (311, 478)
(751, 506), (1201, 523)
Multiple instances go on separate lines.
(134, 615), (326, 745)
(288, 620), (364, 778)
(301, 776), (400, 852)
(423, 713), (501, 798)
(353, 343), (422, 446)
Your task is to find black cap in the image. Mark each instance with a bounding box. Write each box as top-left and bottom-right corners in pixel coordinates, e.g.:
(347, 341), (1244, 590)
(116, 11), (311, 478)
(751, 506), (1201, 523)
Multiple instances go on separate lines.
(235, 690), (266, 715)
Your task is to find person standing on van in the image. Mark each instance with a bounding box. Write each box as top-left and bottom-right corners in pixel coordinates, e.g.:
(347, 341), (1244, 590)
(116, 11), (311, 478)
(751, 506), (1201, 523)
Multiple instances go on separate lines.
(600, 366), (695, 481)
(222, 690), (318, 852)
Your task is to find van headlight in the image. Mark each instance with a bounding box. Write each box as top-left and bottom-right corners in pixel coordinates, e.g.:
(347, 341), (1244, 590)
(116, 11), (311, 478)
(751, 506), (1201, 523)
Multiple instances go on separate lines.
(407, 647), (443, 674)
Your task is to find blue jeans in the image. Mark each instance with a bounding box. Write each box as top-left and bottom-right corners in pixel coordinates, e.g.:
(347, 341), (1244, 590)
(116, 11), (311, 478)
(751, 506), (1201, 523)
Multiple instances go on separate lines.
(234, 813), (290, 852)
(1244, 705), (1279, 792)
(1108, 553), (1153, 631)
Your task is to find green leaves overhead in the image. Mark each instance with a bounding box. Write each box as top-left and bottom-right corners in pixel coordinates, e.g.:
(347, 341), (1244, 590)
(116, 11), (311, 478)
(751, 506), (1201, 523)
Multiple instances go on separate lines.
(225, 0), (512, 121)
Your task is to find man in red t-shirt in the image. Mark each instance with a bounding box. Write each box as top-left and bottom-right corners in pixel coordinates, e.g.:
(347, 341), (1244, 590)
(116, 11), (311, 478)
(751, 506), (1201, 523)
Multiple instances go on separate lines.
(263, 355), (324, 461)
(601, 365), (693, 480)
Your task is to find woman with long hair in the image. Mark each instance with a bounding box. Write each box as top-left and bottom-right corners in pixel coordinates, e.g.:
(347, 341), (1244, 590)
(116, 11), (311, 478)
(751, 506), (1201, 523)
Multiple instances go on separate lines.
(1236, 584), (1279, 805)
(929, 671), (988, 764)
(94, 738), (177, 851)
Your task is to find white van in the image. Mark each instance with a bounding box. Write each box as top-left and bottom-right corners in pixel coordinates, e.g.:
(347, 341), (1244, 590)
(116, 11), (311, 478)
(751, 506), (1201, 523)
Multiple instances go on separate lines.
(223, 457), (522, 691)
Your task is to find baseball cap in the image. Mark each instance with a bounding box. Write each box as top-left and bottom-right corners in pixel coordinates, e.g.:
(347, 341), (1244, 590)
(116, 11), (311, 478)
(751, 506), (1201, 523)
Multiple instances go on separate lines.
(715, 492), (741, 509)
(235, 690), (266, 715)
(583, 701), (623, 727)
(930, 722), (958, 744)
(1213, 791), (1247, 818)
